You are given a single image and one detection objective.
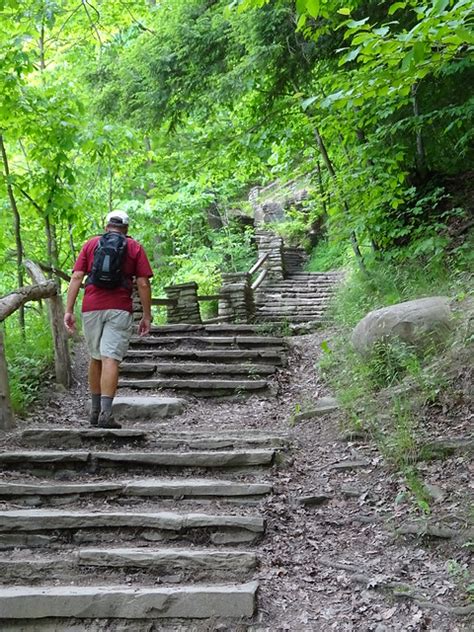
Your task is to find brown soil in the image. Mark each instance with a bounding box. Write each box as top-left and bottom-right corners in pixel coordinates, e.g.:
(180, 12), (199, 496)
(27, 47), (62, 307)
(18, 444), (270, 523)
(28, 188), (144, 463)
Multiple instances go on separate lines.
(5, 329), (473, 632)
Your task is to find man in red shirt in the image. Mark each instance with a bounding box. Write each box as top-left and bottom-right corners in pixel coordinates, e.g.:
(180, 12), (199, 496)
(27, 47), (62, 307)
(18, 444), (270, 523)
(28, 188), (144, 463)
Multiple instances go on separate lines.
(64, 210), (153, 428)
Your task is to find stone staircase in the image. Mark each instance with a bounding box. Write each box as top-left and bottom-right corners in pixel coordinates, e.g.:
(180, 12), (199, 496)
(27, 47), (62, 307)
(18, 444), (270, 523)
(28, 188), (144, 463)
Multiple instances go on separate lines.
(254, 271), (343, 325)
(119, 323), (286, 397)
(282, 246), (308, 274)
(0, 423), (289, 627)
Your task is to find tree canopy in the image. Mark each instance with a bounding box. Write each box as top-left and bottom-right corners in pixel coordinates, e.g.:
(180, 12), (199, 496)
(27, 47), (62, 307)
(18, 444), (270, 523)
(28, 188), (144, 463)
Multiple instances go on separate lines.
(0, 0), (472, 293)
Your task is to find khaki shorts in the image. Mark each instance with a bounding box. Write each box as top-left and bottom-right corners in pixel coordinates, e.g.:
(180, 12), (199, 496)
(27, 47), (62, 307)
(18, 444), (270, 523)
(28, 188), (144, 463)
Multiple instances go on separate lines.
(82, 309), (134, 362)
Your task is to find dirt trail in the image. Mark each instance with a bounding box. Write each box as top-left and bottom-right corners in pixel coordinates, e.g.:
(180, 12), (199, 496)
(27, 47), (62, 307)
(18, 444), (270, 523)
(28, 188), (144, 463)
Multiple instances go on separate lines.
(3, 331), (473, 631)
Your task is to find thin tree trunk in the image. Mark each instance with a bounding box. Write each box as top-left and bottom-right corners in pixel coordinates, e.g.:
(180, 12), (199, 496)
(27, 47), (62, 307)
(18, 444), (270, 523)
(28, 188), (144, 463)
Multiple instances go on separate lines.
(45, 215), (60, 279)
(0, 134), (25, 331)
(316, 160), (327, 218)
(313, 127), (366, 272)
(108, 158), (113, 213)
(411, 83), (427, 179)
(68, 222), (77, 260)
(39, 23), (46, 71)
(0, 327), (15, 431)
(24, 261), (72, 388)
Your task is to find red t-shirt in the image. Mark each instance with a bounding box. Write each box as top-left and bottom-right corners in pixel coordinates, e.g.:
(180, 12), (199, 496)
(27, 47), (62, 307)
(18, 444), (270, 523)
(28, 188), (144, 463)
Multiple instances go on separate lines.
(73, 235), (153, 313)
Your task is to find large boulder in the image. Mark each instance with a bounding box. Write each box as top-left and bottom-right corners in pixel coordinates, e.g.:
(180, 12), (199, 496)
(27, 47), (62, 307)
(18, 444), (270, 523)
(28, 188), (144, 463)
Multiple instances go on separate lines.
(351, 297), (453, 355)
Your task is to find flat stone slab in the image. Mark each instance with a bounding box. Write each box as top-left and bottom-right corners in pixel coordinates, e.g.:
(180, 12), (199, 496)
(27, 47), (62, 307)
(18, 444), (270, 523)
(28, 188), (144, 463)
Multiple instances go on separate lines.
(121, 362), (277, 375)
(112, 396), (186, 420)
(0, 582), (258, 618)
(0, 482), (123, 496)
(118, 379), (269, 391)
(0, 479), (272, 499)
(77, 547), (257, 571)
(0, 449), (275, 468)
(293, 396), (340, 422)
(21, 429), (148, 445)
(122, 478), (273, 497)
(132, 335), (283, 346)
(0, 509), (265, 534)
(0, 451), (90, 464)
(126, 349), (285, 362)
(92, 450), (275, 467)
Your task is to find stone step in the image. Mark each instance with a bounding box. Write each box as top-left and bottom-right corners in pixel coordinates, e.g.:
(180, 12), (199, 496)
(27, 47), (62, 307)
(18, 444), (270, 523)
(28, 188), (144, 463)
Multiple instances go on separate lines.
(263, 281), (339, 288)
(256, 294), (332, 301)
(120, 362), (277, 377)
(256, 292), (334, 299)
(0, 548), (257, 583)
(256, 315), (326, 323)
(258, 286), (333, 292)
(0, 449), (276, 471)
(149, 324), (260, 336)
(256, 305), (327, 312)
(0, 581), (258, 619)
(0, 509), (265, 548)
(130, 335), (284, 347)
(118, 378), (271, 395)
(256, 310), (325, 316)
(19, 428), (288, 450)
(125, 348), (286, 364)
(0, 478), (272, 503)
(112, 396), (186, 420)
(20, 428), (149, 448)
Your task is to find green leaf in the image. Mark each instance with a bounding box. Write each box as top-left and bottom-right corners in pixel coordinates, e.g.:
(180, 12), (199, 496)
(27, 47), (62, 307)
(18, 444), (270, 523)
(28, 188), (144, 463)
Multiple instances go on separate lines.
(413, 41), (425, 63)
(455, 27), (474, 45)
(301, 95), (318, 110)
(433, 0), (449, 15)
(346, 18), (370, 29)
(321, 340), (331, 354)
(339, 46), (361, 65)
(296, 13), (307, 30)
(388, 2), (407, 16)
(306, 0), (320, 18)
(337, 8), (351, 15)
(296, 0), (306, 15)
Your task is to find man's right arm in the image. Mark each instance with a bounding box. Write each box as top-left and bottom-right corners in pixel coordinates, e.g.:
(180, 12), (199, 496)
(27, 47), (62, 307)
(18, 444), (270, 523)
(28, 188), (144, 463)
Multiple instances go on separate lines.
(64, 271), (85, 334)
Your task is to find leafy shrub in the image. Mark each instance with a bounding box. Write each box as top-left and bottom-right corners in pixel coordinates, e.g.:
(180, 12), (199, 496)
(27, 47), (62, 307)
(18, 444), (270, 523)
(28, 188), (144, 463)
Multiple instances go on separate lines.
(3, 310), (54, 413)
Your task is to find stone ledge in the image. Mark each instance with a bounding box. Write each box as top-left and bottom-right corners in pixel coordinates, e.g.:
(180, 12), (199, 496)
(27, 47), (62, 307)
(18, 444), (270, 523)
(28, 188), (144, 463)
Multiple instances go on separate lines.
(0, 582), (259, 619)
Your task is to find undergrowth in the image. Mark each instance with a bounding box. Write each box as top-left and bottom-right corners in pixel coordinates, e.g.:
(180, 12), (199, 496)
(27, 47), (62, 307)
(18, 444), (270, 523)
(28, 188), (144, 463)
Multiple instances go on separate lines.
(3, 309), (54, 413)
(319, 235), (473, 512)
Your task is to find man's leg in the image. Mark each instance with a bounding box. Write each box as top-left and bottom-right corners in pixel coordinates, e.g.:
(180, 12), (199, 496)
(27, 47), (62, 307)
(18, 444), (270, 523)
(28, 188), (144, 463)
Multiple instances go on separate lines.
(96, 310), (133, 428)
(100, 356), (120, 396)
(82, 311), (105, 427)
(88, 359), (102, 426)
(97, 357), (121, 428)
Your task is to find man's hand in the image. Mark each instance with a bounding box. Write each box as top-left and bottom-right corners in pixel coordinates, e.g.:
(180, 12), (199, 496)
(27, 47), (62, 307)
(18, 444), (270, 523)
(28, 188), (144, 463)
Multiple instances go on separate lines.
(64, 312), (76, 334)
(138, 316), (152, 337)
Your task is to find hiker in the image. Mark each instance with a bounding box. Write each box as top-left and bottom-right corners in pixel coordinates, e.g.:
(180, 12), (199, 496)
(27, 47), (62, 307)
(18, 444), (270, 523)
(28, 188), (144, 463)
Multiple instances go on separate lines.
(64, 210), (153, 428)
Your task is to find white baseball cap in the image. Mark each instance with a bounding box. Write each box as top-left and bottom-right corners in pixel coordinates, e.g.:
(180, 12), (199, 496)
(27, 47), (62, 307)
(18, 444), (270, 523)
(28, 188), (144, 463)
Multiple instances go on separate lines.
(106, 210), (129, 226)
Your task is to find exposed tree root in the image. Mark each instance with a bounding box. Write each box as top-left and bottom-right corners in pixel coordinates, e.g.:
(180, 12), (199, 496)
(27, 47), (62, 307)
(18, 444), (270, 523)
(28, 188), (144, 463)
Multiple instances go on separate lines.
(320, 558), (474, 617)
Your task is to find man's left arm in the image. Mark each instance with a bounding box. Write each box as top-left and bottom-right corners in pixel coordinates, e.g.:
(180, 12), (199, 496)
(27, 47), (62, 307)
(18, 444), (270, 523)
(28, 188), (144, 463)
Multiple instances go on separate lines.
(136, 277), (152, 336)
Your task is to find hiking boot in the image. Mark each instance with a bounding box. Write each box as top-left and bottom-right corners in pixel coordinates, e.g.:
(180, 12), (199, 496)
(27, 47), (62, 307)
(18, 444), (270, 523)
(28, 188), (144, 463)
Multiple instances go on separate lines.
(89, 409), (100, 427)
(97, 411), (122, 429)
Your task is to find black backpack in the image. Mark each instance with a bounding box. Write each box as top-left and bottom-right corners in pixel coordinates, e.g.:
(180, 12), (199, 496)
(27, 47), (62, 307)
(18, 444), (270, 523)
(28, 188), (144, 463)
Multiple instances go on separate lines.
(87, 232), (128, 289)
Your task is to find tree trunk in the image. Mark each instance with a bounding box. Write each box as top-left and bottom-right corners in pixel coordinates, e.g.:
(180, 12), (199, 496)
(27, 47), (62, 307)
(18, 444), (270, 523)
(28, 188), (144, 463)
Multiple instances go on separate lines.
(316, 160), (327, 218)
(108, 158), (113, 213)
(313, 127), (366, 272)
(39, 23), (46, 71)
(0, 281), (57, 322)
(0, 134), (25, 331)
(411, 83), (427, 179)
(0, 328), (15, 431)
(24, 261), (72, 388)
